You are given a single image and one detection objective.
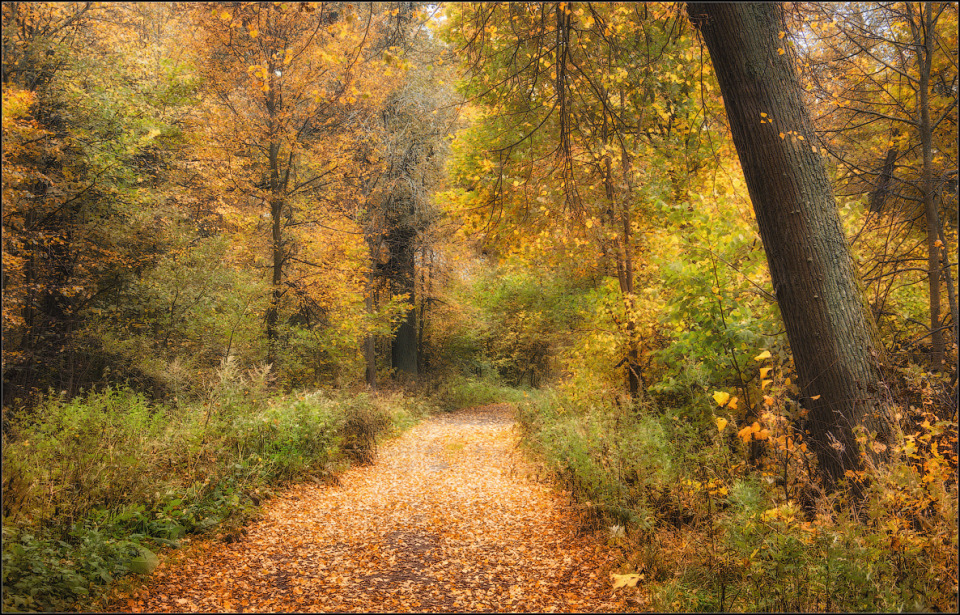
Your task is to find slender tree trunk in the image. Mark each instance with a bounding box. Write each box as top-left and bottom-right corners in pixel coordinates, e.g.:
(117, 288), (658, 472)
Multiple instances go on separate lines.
(602, 95), (642, 398)
(364, 266), (377, 391)
(938, 224), (959, 353)
(688, 2), (893, 489)
(619, 126), (642, 398)
(265, 139), (284, 368)
(916, 1), (945, 368)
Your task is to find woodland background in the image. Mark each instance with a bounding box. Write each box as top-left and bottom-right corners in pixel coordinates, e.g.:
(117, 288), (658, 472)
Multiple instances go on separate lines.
(1, 2), (957, 612)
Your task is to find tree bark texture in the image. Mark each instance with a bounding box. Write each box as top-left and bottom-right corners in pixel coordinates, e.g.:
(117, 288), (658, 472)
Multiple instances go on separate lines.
(265, 137), (285, 368)
(386, 216), (419, 377)
(687, 2), (893, 488)
(915, 1), (945, 368)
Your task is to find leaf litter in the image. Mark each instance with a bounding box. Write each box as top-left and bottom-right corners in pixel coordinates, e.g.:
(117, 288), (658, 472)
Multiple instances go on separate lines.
(112, 404), (633, 612)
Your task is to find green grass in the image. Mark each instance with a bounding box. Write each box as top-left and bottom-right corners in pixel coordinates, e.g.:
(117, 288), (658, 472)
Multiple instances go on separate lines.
(515, 387), (958, 612)
(1, 374), (435, 612)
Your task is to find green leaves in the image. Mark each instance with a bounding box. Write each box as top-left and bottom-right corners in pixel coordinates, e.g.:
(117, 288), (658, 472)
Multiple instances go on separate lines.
(125, 545), (159, 575)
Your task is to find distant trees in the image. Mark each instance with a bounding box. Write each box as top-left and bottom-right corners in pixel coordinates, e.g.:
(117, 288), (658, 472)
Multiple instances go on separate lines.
(798, 2), (958, 370)
(441, 3), (719, 397)
(2, 2), (198, 403)
(2, 2), (456, 404)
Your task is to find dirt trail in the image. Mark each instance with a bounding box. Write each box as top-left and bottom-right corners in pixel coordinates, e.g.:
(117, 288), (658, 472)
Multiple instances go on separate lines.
(115, 404), (627, 612)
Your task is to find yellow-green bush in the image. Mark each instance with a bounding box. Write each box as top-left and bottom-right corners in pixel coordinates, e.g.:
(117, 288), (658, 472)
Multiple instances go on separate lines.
(1, 366), (434, 612)
(516, 384), (958, 612)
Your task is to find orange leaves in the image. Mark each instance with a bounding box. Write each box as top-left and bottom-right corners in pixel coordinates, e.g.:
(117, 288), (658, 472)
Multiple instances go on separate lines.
(738, 421), (770, 443)
(112, 406), (625, 612)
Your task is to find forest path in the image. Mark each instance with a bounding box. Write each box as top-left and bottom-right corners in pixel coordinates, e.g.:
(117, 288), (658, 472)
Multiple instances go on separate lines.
(115, 404), (629, 612)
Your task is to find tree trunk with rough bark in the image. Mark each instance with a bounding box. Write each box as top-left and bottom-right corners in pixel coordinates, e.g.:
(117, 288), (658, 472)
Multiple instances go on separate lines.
(687, 2), (894, 489)
(915, 1), (945, 368)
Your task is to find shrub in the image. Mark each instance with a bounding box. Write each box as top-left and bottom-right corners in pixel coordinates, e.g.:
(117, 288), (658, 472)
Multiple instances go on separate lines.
(515, 384), (958, 612)
(1, 370), (435, 612)
(427, 373), (534, 411)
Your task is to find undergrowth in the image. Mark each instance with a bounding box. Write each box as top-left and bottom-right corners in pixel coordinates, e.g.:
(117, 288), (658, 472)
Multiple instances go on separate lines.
(424, 372), (534, 411)
(1, 360), (434, 613)
(516, 376), (958, 612)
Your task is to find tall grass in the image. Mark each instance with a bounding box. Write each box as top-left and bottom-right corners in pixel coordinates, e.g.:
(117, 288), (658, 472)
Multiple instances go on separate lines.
(516, 388), (958, 612)
(1, 362), (433, 612)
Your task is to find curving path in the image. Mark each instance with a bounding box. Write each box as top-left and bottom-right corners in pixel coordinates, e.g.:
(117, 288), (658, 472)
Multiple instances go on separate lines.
(115, 404), (627, 612)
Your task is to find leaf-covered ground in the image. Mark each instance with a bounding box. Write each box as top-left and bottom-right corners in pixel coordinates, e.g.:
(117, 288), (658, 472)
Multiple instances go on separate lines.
(112, 404), (631, 612)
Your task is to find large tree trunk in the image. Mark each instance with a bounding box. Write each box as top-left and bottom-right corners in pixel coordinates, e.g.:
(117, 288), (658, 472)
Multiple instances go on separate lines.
(392, 300), (418, 377)
(387, 219), (419, 378)
(687, 2), (893, 489)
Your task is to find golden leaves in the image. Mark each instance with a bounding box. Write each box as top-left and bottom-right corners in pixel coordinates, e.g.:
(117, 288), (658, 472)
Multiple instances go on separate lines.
(738, 421), (770, 443)
(115, 407), (625, 612)
(611, 572), (643, 589)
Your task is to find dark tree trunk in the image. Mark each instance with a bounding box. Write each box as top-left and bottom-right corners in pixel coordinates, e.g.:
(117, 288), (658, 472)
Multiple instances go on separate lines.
(265, 138), (284, 368)
(687, 2), (893, 489)
(365, 287), (378, 390)
(915, 2), (945, 368)
(868, 141), (899, 214)
(385, 211), (418, 378)
(392, 302), (418, 377)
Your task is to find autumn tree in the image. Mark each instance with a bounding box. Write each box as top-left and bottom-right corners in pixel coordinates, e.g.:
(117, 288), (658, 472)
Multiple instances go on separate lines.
(358, 6), (458, 383)
(441, 3), (718, 396)
(798, 2), (958, 373)
(687, 2), (895, 488)
(2, 2), (199, 403)
(186, 2), (396, 370)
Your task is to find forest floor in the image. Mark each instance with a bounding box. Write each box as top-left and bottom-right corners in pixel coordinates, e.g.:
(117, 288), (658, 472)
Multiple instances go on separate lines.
(109, 404), (635, 612)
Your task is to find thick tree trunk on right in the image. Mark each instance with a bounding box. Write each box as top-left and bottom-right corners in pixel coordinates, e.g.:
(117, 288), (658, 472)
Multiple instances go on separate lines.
(688, 3), (893, 489)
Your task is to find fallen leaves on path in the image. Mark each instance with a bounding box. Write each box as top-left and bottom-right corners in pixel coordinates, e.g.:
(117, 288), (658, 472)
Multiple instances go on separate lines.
(112, 404), (631, 612)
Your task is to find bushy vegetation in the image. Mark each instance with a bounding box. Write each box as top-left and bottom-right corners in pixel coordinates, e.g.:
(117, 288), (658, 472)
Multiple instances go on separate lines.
(516, 374), (958, 612)
(1, 361), (435, 613)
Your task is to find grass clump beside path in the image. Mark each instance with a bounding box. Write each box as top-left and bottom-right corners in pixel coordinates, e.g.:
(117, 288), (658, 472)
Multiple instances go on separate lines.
(1, 363), (434, 613)
(515, 388), (958, 612)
